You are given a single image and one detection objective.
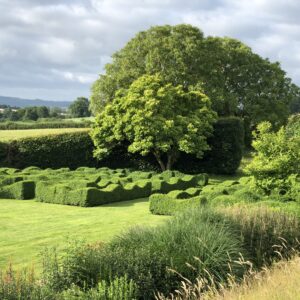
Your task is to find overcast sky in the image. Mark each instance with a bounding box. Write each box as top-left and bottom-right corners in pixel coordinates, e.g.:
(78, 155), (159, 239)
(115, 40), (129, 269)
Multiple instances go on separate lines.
(0, 0), (299, 101)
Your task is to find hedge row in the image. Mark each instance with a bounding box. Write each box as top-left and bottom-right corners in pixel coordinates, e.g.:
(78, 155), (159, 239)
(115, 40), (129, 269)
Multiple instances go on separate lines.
(0, 120), (92, 130)
(0, 117), (244, 174)
(0, 167), (208, 206)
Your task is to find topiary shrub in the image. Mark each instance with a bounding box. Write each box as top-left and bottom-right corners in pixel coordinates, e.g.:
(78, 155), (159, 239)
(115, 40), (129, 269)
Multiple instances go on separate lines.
(149, 193), (207, 215)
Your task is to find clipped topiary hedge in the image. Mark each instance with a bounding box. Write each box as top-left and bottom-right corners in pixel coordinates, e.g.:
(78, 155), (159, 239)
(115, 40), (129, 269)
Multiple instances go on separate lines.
(0, 132), (97, 169)
(0, 167), (208, 207)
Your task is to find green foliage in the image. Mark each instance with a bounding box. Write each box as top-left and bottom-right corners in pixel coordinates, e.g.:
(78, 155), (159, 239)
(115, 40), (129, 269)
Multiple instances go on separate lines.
(0, 166), (207, 207)
(246, 122), (300, 199)
(0, 266), (56, 300)
(286, 113), (300, 138)
(0, 180), (35, 200)
(60, 276), (138, 300)
(0, 132), (96, 169)
(176, 117), (244, 174)
(91, 24), (296, 132)
(42, 209), (245, 298)
(69, 97), (91, 118)
(222, 206), (300, 267)
(149, 193), (207, 215)
(91, 74), (217, 171)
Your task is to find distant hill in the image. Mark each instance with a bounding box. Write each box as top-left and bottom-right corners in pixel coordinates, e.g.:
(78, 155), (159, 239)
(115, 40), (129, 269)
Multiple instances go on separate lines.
(0, 96), (72, 108)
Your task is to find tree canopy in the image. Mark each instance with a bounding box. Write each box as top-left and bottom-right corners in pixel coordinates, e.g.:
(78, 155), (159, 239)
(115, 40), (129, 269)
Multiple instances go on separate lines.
(91, 24), (298, 129)
(69, 97), (91, 118)
(91, 74), (217, 171)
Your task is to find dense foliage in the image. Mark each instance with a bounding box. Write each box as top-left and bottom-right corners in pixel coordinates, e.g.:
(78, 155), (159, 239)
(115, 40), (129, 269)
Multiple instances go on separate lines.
(68, 97), (91, 118)
(0, 117), (243, 173)
(246, 122), (300, 200)
(0, 132), (96, 169)
(176, 117), (244, 174)
(91, 24), (297, 135)
(91, 74), (217, 171)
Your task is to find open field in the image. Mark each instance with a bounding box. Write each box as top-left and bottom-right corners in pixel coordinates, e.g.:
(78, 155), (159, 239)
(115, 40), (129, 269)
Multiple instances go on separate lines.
(0, 198), (168, 270)
(0, 128), (89, 141)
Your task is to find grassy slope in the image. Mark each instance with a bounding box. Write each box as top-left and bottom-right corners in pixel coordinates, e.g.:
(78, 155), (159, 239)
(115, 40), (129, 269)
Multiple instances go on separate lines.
(0, 128), (89, 141)
(213, 257), (300, 300)
(0, 199), (168, 270)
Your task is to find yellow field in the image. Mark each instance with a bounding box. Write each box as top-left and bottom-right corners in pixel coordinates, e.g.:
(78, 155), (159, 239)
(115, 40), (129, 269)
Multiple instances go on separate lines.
(0, 128), (89, 141)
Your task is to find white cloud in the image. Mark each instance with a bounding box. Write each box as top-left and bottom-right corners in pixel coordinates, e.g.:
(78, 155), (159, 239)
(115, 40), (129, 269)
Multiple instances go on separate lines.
(0, 0), (299, 101)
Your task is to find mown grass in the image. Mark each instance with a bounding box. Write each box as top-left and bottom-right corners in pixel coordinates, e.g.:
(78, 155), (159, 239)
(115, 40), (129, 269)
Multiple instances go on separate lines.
(0, 128), (89, 141)
(0, 199), (169, 270)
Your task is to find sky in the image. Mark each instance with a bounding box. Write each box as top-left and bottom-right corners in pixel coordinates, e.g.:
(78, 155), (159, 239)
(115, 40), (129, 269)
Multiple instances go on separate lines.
(0, 0), (299, 102)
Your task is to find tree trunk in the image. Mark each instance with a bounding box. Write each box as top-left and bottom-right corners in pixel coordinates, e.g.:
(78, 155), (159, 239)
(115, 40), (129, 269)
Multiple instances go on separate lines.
(166, 150), (178, 170)
(153, 151), (166, 171)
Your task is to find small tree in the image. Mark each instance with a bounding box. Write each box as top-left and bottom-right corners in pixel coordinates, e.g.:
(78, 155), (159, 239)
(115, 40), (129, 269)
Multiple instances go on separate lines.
(246, 122), (300, 198)
(91, 74), (217, 171)
(69, 97), (91, 118)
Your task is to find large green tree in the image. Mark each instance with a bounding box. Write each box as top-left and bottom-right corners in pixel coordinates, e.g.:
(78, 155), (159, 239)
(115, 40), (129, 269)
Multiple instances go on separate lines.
(91, 74), (217, 171)
(91, 24), (297, 131)
(69, 97), (91, 118)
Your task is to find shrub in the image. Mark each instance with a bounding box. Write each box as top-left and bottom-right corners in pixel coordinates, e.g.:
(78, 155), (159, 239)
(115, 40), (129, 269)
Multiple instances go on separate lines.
(0, 265), (56, 300)
(246, 122), (300, 200)
(175, 117), (244, 174)
(0, 180), (35, 199)
(2, 132), (97, 169)
(149, 193), (207, 215)
(60, 276), (138, 300)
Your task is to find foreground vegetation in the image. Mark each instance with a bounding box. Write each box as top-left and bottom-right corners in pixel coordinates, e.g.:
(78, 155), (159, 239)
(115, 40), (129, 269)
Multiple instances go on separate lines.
(211, 257), (300, 300)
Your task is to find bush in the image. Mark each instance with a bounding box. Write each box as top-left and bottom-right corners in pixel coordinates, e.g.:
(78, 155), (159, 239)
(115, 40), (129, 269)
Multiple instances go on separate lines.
(175, 117), (244, 174)
(42, 209), (246, 298)
(1, 132), (97, 169)
(246, 122), (300, 200)
(149, 193), (207, 215)
(60, 276), (138, 300)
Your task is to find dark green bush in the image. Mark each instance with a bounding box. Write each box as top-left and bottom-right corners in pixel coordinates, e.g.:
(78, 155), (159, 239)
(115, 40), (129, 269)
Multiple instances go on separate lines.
(175, 117), (244, 174)
(1, 132), (96, 169)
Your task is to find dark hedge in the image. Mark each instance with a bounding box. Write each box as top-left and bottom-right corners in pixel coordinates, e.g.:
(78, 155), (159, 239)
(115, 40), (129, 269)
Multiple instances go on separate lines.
(0, 117), (244, 173)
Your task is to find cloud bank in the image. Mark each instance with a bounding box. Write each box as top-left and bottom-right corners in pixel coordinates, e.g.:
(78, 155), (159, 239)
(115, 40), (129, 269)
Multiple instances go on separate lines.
(0, 0), (299, 101)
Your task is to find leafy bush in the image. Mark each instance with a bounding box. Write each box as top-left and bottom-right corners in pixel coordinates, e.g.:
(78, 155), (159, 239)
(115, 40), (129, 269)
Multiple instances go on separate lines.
(246, 122), (300, 200)
(60, 276), (138, 300)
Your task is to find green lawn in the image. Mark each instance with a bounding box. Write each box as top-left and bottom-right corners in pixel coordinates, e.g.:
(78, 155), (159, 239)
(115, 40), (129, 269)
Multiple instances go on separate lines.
(0, 128), (89, 141)
(0, 199), (168, 270)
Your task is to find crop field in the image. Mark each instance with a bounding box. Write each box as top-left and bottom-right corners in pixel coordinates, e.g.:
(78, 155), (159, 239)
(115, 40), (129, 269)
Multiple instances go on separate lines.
(0, 198), (168, 270)
(0, 128), (89, 141)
